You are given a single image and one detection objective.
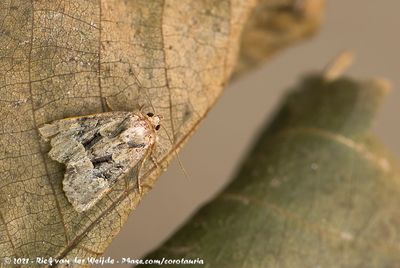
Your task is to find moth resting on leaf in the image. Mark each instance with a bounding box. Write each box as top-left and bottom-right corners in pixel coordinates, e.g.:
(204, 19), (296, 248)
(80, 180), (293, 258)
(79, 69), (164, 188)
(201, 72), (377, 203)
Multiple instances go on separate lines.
(39, 111), (161, 212)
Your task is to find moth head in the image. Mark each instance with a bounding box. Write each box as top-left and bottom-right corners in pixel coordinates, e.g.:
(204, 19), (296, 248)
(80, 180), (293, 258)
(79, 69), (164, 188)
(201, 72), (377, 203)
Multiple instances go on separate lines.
(146, 112), (162, 131)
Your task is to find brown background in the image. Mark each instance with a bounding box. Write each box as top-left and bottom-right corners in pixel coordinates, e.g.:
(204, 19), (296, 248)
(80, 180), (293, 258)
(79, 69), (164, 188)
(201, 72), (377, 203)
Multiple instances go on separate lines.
(102, 1), (400, 266)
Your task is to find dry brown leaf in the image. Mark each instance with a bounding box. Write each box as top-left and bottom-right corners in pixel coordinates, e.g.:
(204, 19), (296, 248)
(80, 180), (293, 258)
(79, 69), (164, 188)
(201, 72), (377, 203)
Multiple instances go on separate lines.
(0, 0), (323, 261)
(234, 0), (325, 78)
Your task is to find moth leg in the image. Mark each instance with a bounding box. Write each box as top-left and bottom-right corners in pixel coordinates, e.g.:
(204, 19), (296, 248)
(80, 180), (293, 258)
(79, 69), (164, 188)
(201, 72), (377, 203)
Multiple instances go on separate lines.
(148, 143), (162, 176)
(137, 144), (159, 194)
(150, 154), (160, 170)
(136, 168), (142, 194)
(135, 159), (147, 194)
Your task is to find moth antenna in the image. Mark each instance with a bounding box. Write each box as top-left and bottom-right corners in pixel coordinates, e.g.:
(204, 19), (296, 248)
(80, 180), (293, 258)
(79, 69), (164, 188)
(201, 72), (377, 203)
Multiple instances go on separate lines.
(160, 124), (190, 180)
(138, 103), (144, 113)
(133, 70), (188, 178)
(132, 72), (157, 114)
(175, 149), (190, 181)
(143, 89), (157, 115)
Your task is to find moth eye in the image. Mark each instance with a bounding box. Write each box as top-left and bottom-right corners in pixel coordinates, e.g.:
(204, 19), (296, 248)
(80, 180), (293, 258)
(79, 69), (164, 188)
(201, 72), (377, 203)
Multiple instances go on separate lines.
(155, 125), (160, 131)
(147, 112), (154, 117)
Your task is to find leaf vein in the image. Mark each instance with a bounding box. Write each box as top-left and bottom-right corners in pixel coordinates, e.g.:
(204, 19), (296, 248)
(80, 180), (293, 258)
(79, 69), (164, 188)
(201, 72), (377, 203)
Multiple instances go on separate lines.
(27, 0), (69, 246)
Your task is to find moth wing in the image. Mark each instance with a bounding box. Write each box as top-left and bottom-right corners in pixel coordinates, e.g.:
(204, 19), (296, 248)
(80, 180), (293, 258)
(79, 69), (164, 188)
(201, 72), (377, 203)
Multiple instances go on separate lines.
(63, 146), (150, 212)
(38, 112), (133, 141)
(39, 112), (136, 163)
(62, 158), (105, 212)
(50, 112), (154, 212)
(39, 111), (156, 212)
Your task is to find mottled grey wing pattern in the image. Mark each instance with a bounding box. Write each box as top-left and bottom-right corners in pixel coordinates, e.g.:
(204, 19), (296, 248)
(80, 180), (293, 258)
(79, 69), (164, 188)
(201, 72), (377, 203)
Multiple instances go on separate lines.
(39, 112), (155, 212)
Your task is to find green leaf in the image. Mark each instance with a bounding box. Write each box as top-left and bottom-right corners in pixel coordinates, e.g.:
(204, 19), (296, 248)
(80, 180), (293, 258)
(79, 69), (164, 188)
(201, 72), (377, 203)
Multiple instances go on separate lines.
(142, 75), (399, 267)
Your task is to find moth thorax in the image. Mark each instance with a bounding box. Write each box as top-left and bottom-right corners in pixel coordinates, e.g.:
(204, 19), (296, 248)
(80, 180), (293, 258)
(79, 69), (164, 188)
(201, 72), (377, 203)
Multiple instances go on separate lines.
(120, 125), (148, 143)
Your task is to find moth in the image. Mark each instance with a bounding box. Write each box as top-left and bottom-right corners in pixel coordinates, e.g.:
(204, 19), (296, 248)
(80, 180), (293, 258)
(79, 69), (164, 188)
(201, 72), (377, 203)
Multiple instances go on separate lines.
(39, 111), (161, 212)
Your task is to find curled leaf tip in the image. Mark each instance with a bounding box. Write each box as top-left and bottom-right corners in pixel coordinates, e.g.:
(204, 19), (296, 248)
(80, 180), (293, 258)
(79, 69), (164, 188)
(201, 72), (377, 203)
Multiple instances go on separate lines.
(370, 78), (392, 94)
(323, 51), (355, 81)
(294, 0), (325, 18)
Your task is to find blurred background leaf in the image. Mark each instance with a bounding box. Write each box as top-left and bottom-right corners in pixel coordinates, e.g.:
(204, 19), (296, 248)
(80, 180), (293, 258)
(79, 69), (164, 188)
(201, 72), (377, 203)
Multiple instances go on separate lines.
(142, 73), (400, 267)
